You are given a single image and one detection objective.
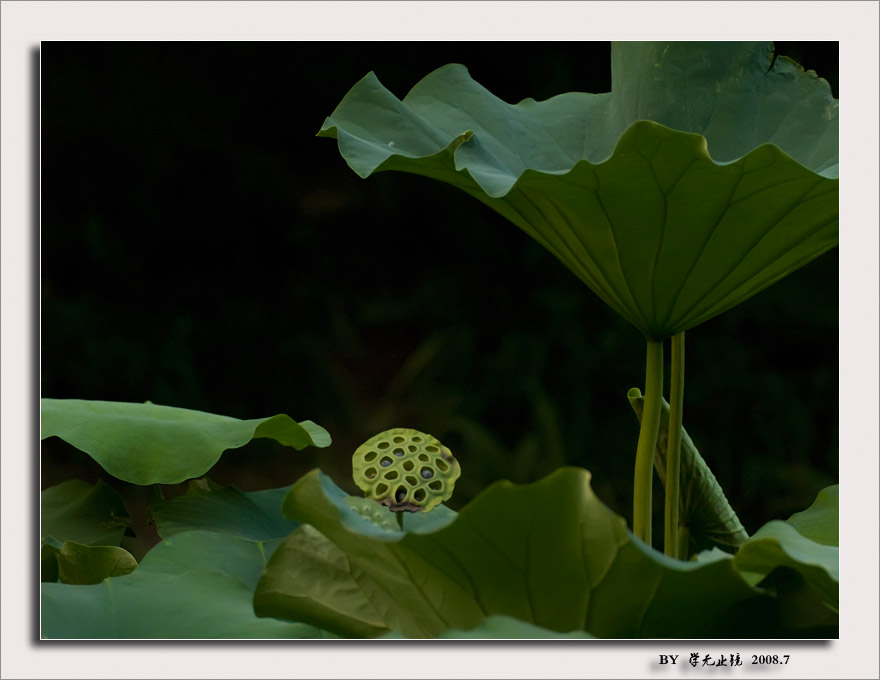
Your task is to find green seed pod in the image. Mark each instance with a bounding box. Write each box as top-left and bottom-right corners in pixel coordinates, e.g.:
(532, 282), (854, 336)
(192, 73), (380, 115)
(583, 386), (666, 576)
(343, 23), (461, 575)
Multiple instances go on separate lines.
(352, 427), (460, 513)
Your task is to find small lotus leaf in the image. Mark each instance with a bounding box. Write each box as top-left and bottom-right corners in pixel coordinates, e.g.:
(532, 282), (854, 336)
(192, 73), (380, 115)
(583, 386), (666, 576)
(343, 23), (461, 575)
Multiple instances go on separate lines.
(55, 542), (137, 585)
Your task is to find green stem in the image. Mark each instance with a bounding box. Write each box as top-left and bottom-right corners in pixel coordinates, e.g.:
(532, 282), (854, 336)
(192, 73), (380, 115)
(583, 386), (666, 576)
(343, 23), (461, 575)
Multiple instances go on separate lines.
(665, 332), (685, 559)
(396, 511), (405, 531)
(633, 339), (664, 545)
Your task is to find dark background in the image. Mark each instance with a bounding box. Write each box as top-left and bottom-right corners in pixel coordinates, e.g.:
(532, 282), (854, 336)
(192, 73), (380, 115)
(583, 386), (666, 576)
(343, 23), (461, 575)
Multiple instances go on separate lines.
(40, 42), (838, 552)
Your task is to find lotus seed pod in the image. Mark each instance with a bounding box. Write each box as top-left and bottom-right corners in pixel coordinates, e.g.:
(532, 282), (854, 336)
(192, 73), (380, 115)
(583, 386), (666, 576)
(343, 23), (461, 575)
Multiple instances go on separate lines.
(352, 427), (460, 513)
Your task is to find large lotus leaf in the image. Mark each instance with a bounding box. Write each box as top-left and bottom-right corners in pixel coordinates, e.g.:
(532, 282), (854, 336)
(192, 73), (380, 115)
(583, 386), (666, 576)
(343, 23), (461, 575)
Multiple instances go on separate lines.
(319, 43), (837, 339)
(40, 398), (331, 485)
(41, 530), (330, 639)
(628, 389), (748, 553)
(255, 467), (835, 638)
(150, 482), (300, 541)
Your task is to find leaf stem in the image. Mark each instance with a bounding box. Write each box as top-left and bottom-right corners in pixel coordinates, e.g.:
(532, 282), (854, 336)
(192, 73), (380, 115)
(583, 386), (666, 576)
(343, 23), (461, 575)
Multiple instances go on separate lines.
(396, 511), (405, 531)
(665, 332), (685, 558)
(633, 339), (663, 545)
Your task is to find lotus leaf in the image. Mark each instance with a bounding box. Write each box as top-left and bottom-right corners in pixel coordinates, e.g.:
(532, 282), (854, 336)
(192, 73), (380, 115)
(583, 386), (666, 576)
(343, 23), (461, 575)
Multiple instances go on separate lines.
(41, 479), (130, 547)
(254, 467), (836, 638)
(54, 542), (137, 585)
(319, 42), (838, 339)
(733, 484), (838, 610)
(41, 479), (133, 583)
(150, 482), (300, 540)
(40, 398), (331, 485)
(41, 530), (330, 639)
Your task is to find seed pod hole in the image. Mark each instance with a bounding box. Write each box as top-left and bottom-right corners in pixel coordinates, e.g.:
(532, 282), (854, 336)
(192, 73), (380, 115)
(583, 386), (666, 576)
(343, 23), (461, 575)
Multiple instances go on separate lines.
(429, 480), (443, 491)
(405, 475), (418, 486)
(393, 436), (406, 444)
(412, 436), (423, 443)
(418, 453), (430, 462)
(413, 489), (427, 502)
(436, 459), (449, 472)
(425, 445), (439, 453)
(402, 460), (415, 471)
(365, 467), (377, 479)
(384, 470), (399, 480)
(364, 451), (378, 462)
(376, 483), (389, 495)
(420, 467), (434, 479)
(408, 445), (418, 453)
(393, 448), (405, 457)
(380, 457), (393, 467)
(395, 487), (407, 504)
(377, 441), (390, 450)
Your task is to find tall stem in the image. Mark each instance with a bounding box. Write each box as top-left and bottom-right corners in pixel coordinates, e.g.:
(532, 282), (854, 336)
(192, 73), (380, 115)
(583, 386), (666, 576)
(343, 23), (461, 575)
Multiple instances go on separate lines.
(665, 332), (685, 558)
(633, 339), (663, 545)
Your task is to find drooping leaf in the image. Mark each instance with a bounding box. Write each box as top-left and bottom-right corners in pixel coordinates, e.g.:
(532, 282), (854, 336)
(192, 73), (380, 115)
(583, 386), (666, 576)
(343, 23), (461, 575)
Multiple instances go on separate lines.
(55, 542), (137, 585)
(628, 388), (748, 553)
(41, 531), (330, 639)
(319, 43), (837, 339)
(40, 398), (331, 485)
(382, 615), (595, 639)
(255, 468), (835, 638)
(150, 482), (300, 541)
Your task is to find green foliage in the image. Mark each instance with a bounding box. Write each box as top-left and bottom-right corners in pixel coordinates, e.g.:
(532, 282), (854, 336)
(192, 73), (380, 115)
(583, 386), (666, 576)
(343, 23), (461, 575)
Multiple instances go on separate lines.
(150, 482), (301, 540)
(41, 398), (331, 484)
(733, 484), (839, 610)
(54, 542), (137, 585)
(254, 468), (837, 639)
(41, 531), (331, 639)
(41, 480), (134, 584)
(318, 44), (837, 340)
(41, 42), (837, 641)
(41, 479), (130, 547)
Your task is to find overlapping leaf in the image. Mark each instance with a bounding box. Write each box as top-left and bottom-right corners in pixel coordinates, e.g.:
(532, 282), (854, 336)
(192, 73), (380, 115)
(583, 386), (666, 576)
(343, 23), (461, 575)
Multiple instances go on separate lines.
(255, 468), (837, 638)
(41, 531), (331, 639)
(733, 484), (838, 610)
(40, 398), (331, 484)
(41, 479), (134, 584)
(150, 481), (301, 540)
(319, 43), (838, 338)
